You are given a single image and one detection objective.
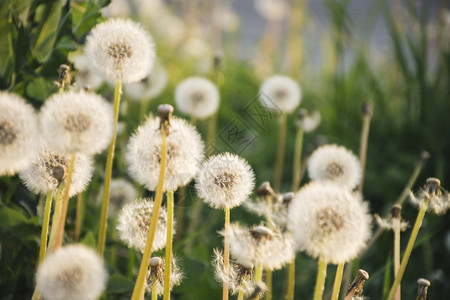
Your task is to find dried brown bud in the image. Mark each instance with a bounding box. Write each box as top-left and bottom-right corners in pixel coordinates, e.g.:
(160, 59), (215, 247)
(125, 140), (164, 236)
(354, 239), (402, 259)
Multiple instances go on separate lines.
(51, 165), (66, 185)
(416, 278), (430, 300)
(425, 178), (440, 195)
(346, 269), (369, 297)
(282, 192), (295, 206)
(390, 204), (402, 219)
(157, 104), (174, 133)
(362, 101), (373, 117)
(256, 181), (275, 197)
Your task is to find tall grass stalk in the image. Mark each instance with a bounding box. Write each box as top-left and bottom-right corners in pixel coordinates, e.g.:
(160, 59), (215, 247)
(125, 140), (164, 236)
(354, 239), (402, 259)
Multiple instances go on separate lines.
(223, 207), (230, 300)
(331, 263), (344, 300)
(274, 113), (287, 191)
(131, 122), (168, 300)
(163, 190), (174, 300)
(52, 153), (76, 251)
(387, 197), (431, 300)
(313, 259), (327, 300)
(358, 102), (372, 193)
(97, 81), (122, 256)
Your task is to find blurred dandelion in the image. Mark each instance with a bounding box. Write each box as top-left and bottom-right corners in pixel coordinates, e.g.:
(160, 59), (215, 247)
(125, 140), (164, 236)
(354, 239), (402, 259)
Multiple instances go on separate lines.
(96, 178), (137, 217)
(124, 60), (168, 101)
(259, 75), (301, 113)
(145, 256), (183, 296)
(72, 53), (103, 90)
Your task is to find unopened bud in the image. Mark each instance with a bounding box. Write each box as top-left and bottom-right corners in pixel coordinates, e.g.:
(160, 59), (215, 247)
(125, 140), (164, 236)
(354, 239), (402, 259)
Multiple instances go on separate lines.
(256, 181), (275, 197)
(390, 204), (402, 219)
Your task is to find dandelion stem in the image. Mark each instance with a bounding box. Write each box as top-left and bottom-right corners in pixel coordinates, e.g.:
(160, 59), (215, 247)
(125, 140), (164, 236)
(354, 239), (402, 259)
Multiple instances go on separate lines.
(237, 290), (245, 300)
(131, 124), (168, 300)
(97, 80), (122, 256)
(38, 191), (53, 264)
(358, 102), (373, 193)
(47, 184), (64, 253)
(394, 217), (401, 300)
(313, 258), (327, 300)
(163, 190), (174, 300)
(152, 281), (158, 300)
(286, 258), (296, 300)
(74, 192), (83, 242)
(331, 263), (344, 300)
(274, 113), (287, 191)
(223, 207), (230, 300)
(254, 265), (264, 300)
(52, 153), (76, 251)
(387, 198), (430, 300)
(265, 270), (272, 300)
(291, 126), (304, 191)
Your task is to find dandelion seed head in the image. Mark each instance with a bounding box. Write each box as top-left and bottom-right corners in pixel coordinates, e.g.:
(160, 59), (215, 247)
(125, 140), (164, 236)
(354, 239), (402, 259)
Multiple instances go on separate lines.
(117, 198), (173, 252)
(145, 256), (183, 295)
(259, 75), (301, 113)
(0, 92), (39, 175)
(409, 181), (450, 215)
(296, 109), (321, 132)
(126, 116), (204, 191)
(36, 244), (107, 300)
(72, 54), (103, 90)
(20, 147), (93, 196)
(175, 77), (220, 119)
(196, 153), (255, 209)
(96, 178), (137, 217)
(124, 60), (168, 101)
(85, 19), (155, 83)
(224, 223), (294, 270)
(288, 182), (372, 264)
(308, 144), (361, 190)
(40, 91), (113, 155)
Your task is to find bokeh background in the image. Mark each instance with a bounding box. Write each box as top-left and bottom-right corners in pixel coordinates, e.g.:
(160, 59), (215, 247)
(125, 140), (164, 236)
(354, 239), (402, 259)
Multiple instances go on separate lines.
(0, 0), (449, 299)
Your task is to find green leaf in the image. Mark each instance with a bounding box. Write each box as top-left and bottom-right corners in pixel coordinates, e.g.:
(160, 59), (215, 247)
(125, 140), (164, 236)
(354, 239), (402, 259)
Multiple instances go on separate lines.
(32, 2), (61, 63)
(107, 272), (134, 294)
(81, 231), (96, 248)
(0, 206), (32, 227)
(25, 76), (57, 102)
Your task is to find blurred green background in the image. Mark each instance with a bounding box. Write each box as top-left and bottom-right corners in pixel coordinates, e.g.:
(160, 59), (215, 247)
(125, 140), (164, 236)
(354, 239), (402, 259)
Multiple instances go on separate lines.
(0, 0), (449, 299)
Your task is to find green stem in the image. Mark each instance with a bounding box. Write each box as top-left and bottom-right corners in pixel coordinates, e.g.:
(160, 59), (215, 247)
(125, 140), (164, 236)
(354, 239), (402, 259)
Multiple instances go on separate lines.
(38, 191), (53, 264)
(74, 192), (83, 242)
(265, 270), (272, 300)
(291, 127), (304, 191)
(331, 263), (344, 300)
(163, 191), (174, 300)
(223, 207), (230, 300)
(237, 290), (244, 300)
(152, 280), (158, 300)
(47, 184), (64, 254)
(131, 125), (168, 300)
(313, 259), (327, 300)
(52, 153), (76, 251)
(394, 218), (401, 300)
(387, 199), (430, 300)
(274, 113), (287, 191)
(358, 113), (372, 193)
(286, 258), (296, 300)
(97, 80), (122, 256)
(254, 265), (264, 300)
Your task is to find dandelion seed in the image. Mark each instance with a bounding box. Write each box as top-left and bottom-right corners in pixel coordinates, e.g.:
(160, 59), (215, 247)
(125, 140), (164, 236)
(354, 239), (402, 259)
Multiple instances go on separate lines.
(117, 198), (173, 252)
(212, 248), (255, 296)
(145, 256), (183, 295)
(288, 182), (372, 264)
(124, 60), (168, 101)
(224, 223), (294, 271)
(255, 0), (288, 22)
(259, 75), (301, 113)
(96, 178), (137, 217)
(196, 153), (255, 209)
(296, 109), (321, 132)
(374, 204), (408, 232)
(126, 115), (204, 191)
(85, 19), (155, 83)
(36, 244), (107, 300)
(175, 77), (220, 119)
(40, 90), (113, 155)
(307, 144), (362, 190)
(0, 92), (39, 175)
(409, 178), (450, 215)
(20, 147), (93, 197)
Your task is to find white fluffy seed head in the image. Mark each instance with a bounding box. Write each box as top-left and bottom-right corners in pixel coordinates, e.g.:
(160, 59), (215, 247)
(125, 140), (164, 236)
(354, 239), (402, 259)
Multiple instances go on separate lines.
(126, 116), (204, 191)
(224, 223), (294, 270)
(36, 244), (107, 300)
(145, 256), (183, 295)
(0, 92), (39, 175)
(39, 90), (114, 155)
(255, 0), (288, 22)
(175, 77), (220, 119)
(307, 144), (362, 190)
(288, 182), (372, 264)
(124, 60), (168, 101)
(72, 53), (104, 90)
(196, 153), (255, 209)
(97, 178), (138, 217)
(20, 147), (93, 197)
(259, 75), (301, 113)
(117, 198), (173, 252)
(85, 19), (155, 83)
(296, 109), (321, 133)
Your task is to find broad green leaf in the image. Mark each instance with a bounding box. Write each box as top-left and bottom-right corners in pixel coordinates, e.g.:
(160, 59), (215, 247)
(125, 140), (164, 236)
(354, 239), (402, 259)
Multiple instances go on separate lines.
(0, 206), (31, 227)
(81, 230), (96, 248)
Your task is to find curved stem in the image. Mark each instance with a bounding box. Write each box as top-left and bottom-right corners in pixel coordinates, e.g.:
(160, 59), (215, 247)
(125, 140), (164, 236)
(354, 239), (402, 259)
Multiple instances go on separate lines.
(313, 259), (327, 300)
(274, 113), (287, 191)
(387, 199), (430, 300)
(97, 80), (122, 256)
(131, 126), (168, 300)
(291, 127), (304, 191)
(286, 258), (296, 300)
(331, 263), (344, 300)
(223, 207), (230, 300)
(52, 153), (76, 251)
(38, 191), (53, 264)
(163, 190), (174, 300)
